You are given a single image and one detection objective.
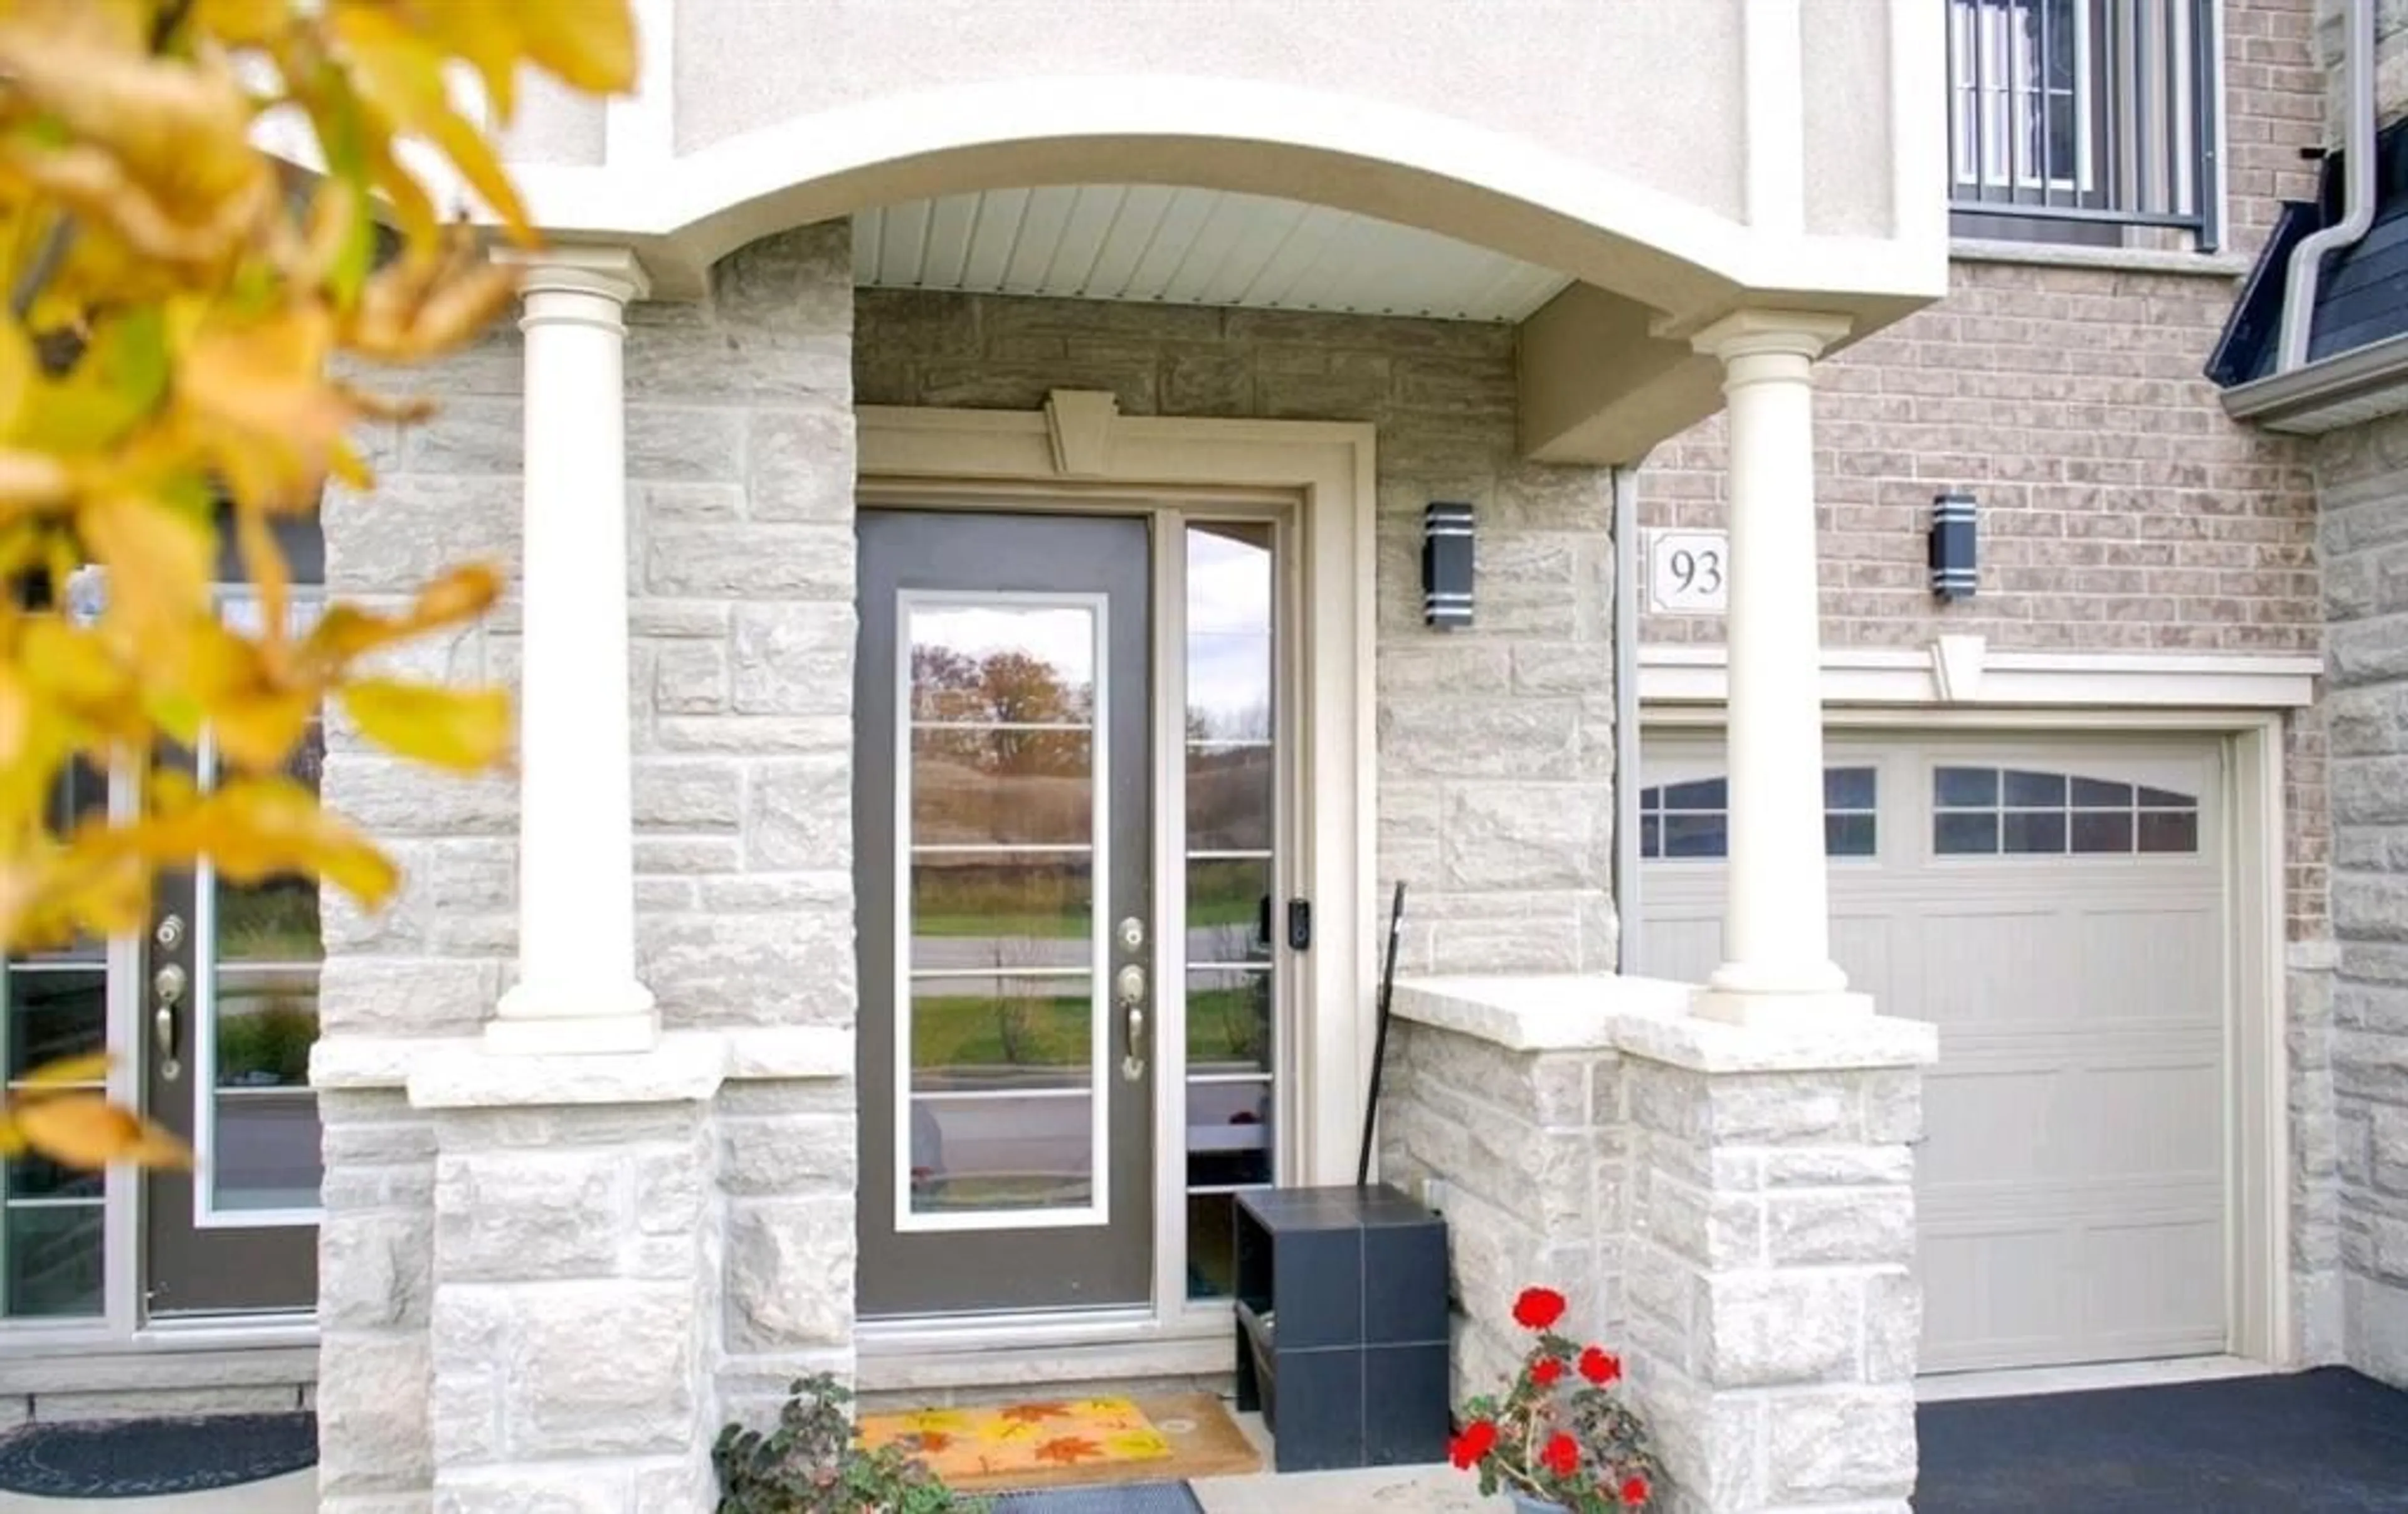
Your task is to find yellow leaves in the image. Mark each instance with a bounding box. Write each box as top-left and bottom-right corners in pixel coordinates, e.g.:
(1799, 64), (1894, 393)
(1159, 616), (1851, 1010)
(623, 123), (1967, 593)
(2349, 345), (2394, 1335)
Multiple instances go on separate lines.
(325, 4), (530, 241)
(342, 679), (510, 772)
(141, 772), (398, 907)
(304, 563), (502, 668)
(177, 302), (354, 509)
(0, 1058), (187, 1172)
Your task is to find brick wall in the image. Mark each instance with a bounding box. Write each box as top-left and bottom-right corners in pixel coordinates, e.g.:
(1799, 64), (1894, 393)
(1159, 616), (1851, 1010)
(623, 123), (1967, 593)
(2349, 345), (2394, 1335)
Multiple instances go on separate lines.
(855, 291), (1623, 976)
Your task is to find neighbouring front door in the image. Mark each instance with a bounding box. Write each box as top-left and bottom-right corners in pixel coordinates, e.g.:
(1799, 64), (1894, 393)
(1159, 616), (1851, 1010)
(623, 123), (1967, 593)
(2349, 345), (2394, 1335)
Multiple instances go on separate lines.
(142, 569), (324, 1317)
(855, 510), (1156, 1318)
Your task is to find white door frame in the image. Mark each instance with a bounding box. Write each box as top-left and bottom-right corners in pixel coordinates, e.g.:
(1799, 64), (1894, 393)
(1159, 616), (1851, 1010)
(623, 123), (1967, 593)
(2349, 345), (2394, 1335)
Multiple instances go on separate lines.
(852, 394), (1375, 1367)
(1637, 645), (2316, 1372)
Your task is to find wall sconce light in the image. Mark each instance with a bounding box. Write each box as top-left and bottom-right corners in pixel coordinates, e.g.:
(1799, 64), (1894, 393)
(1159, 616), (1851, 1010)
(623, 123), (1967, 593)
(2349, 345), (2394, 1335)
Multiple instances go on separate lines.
(1422, 502), (1476, 629)
(1930, 490), (1977, 602)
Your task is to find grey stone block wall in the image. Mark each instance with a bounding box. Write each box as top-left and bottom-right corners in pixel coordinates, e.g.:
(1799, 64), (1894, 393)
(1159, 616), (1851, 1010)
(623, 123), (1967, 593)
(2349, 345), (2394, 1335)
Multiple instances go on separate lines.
(316, 223), (862, 1498)
(1376, 1021), (1625, 1399)
(2314, 413), (2408, 1384)
(855, 292), (1621, 975)
(1378, 1018), (1923, 1514)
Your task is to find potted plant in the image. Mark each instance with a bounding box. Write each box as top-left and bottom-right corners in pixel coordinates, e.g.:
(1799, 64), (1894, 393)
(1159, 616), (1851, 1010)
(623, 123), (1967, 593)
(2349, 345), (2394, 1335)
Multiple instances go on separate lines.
(1448, 1286), (1659, 1513)
(714, 1374), (985, 1513)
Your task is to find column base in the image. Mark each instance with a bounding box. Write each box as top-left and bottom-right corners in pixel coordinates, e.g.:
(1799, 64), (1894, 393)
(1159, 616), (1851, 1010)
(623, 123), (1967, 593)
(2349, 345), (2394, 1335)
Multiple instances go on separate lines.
(491, 980), (660, 1055)
(1690, 986), (1876, 1027)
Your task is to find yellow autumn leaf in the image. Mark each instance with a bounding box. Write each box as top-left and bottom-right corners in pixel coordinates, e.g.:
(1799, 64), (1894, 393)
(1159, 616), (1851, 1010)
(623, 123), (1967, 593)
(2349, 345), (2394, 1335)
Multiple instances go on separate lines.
(193, 0), (294, 47)
(329, 6), (533, 239)
(304, 563), (502, 666)
(181, 776), (398, 907)
(511, 0), (642, 96)
(341, 678), (510, 772)
(19, 1054), (111, 1088)
(14, 1093), (189, 1169)
(78, 490), (214, 639)
(0, 1119), (24, 1159)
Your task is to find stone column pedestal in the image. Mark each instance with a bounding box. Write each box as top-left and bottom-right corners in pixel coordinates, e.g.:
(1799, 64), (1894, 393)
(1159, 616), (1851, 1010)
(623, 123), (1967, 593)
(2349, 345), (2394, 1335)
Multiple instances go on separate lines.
(1383, 975), (1937, 1514)
(413, 1039), (724, 1512)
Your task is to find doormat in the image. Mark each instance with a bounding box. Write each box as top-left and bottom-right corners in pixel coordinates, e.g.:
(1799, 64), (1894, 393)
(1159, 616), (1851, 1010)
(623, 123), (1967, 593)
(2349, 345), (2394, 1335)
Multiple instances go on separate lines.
(992, 1484), (1206, 1513)
(0, 1412), (316, 1498)
(858, 1392), (1259, 1493)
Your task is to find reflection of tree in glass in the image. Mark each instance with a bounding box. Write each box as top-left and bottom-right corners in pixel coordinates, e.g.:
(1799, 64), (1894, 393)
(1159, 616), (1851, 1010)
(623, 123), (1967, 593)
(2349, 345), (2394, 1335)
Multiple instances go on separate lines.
(913, 645), (1092, 846)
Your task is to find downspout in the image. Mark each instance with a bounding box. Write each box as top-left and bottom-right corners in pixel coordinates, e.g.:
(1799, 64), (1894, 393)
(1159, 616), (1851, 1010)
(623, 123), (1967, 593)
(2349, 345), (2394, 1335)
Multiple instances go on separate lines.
(2279, 0), (2379, 372)
(1612, 464), (1642, 975)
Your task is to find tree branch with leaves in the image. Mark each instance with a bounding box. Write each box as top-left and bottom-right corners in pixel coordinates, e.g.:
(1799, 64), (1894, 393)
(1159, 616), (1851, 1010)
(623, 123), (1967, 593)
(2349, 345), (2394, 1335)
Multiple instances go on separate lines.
(0, 0), (635, 1169)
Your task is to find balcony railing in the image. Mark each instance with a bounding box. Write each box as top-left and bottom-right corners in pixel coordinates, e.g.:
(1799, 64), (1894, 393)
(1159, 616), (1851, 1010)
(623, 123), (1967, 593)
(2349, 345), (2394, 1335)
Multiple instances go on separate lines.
(1946, 0), (2221, 252)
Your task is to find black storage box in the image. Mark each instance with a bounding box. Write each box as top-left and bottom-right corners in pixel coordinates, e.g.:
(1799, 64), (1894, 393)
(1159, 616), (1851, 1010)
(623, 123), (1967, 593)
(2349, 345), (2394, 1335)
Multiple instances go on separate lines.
(1231, 1184), (1450, 1472)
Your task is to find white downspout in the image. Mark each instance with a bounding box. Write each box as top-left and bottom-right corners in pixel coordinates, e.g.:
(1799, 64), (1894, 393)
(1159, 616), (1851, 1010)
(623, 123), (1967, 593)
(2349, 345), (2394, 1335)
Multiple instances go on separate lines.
(1612, 464), (1641, 975)
(2279, 0), (2379, 372)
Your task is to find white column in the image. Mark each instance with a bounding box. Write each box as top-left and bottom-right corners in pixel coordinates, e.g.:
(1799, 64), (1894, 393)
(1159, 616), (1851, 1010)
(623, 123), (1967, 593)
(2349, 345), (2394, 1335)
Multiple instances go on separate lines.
(1687, 310), (1868, 1024)
(488, 246), (657, 1055)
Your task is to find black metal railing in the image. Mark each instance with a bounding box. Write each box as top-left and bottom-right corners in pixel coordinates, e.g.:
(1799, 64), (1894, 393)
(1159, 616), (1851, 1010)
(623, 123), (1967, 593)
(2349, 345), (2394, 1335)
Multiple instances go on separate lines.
(1946, 0), (2221, 251)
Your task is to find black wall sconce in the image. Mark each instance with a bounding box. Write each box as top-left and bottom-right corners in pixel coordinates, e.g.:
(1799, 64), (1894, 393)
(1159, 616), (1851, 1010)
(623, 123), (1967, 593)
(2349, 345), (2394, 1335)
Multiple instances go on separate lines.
(1930, 490), (1977, 602)
(1422, 502), (1476, 629)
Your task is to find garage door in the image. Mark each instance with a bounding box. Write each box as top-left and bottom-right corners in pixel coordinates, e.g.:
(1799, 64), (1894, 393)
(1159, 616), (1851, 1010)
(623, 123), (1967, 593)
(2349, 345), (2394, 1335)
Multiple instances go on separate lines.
(1634, 732), (2228, 1375)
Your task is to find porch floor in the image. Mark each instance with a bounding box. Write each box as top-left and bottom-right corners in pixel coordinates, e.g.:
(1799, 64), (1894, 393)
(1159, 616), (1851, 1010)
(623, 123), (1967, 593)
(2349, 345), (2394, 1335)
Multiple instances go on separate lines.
(1915, 1367), (2408, 1512)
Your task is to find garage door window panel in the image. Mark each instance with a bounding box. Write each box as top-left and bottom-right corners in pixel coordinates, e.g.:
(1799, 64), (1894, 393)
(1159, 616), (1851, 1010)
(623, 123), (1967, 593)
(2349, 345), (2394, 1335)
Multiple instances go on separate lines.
(1933, 764), (2200, 858)
(1636, 767), (1877, 861)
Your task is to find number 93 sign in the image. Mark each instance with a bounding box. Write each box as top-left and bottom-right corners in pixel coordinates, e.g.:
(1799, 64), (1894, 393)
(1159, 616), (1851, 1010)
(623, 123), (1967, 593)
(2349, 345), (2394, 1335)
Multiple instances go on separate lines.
(1645, 529), (1728, 615)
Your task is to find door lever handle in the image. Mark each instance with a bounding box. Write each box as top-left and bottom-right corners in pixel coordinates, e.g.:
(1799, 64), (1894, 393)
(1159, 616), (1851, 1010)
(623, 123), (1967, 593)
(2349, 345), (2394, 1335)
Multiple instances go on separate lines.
(1116, 963), (1147, 1081)
(153, 963), (185, 1083)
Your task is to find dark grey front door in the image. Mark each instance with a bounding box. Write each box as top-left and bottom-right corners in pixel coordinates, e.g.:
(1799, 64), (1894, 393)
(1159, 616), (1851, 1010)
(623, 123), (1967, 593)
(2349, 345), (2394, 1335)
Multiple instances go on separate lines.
(855, 510), (1156, 1318)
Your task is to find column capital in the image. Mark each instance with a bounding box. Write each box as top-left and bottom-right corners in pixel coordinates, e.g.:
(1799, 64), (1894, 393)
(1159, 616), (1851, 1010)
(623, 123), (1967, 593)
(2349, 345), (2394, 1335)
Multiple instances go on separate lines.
(495, 243), (652, 311)
(1687, 308), (1852, 365)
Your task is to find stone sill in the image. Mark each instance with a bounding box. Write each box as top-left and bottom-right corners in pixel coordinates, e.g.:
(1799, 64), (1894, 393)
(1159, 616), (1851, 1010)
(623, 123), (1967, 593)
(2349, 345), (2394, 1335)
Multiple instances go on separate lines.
(1949, 238), (2252, 280)
(1392, 975), (1938, 1073)
(313, 1024), (850, 1103)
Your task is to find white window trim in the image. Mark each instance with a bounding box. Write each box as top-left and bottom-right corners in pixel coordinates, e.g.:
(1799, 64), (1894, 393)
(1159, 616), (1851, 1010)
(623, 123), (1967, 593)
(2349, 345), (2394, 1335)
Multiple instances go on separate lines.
(1950, 0), (2095, 196)
(855, 393), (1374, 1356)
(1638, 641), (2319, 711)
(891, 589), (1114, 1236)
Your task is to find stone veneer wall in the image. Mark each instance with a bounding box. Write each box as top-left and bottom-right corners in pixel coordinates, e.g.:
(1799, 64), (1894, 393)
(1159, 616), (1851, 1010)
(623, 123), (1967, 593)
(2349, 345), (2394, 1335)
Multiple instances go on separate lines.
(314, 223), (861, 1504)
(1380, 1010), (1927, 1514)
(853, 291), (1622, 976)
(2310, 413), (2408, 1387)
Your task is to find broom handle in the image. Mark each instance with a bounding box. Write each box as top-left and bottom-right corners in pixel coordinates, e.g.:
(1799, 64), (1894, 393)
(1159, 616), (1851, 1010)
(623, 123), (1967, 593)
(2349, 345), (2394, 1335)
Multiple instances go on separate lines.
(1355, 881), (1408, 1188)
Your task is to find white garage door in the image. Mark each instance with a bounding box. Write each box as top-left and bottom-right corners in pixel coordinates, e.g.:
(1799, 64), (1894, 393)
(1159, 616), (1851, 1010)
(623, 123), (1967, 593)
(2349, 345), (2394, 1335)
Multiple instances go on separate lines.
(1634, 732), (2229, 1375)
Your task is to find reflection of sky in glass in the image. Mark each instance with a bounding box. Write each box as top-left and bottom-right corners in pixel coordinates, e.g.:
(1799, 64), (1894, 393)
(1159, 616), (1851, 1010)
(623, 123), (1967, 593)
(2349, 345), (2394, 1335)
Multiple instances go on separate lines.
(1187, 527), (1270, 742)
(910, 605), (1095, 701)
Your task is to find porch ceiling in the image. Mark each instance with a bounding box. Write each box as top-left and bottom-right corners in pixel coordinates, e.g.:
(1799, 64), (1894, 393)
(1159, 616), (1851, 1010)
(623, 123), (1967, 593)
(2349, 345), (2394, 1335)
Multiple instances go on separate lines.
(852, 186), (1573, 323)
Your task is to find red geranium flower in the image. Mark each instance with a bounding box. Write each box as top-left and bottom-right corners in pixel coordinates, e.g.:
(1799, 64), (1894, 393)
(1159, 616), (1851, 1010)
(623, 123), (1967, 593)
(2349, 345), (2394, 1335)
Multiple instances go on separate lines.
(1578, 1346), (1624, 1385)
(1529, 1356), (1565, 1387)
(1448, 1419), (1498, 1470)
(1513, 1286), (1568, 1331)
(1539, 1433), (1580, 1478)
(1621, 1474), (1651, 1506)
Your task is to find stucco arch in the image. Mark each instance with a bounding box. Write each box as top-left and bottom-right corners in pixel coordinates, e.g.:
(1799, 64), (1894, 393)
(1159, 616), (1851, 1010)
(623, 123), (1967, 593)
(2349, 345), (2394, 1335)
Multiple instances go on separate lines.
(511, 74), (1758, 319)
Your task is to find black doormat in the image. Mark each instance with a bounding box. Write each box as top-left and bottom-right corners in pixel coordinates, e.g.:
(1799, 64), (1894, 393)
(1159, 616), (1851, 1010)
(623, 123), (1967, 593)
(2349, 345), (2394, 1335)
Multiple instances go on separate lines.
(992, 1483), (1205, 1513)
(1918, 1368), (2408, 1513)
(0, 1412), (317, 1499)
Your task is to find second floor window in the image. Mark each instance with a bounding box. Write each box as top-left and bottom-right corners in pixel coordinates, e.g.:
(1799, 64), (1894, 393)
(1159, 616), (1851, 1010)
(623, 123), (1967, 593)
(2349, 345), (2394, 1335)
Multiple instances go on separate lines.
(1946, 0), (2219, 253)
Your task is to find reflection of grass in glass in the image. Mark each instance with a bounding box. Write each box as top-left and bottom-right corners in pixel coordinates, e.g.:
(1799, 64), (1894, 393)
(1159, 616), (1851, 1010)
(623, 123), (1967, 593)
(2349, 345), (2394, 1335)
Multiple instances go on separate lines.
(216, 999), (318, 1086)
(909, 858), (1263, 938)
(913, 1174), (1091, 1211)
(216, 881), (322, 962)
(911, 989), (1265, 1071)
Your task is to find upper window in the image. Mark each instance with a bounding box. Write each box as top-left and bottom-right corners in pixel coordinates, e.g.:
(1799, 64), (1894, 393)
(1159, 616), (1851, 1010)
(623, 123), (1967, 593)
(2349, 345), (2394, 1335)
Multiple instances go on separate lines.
(1638, 767), (1879, 861)
(1931, 766), (2200, 856)
(1947, 0), (2220, 253)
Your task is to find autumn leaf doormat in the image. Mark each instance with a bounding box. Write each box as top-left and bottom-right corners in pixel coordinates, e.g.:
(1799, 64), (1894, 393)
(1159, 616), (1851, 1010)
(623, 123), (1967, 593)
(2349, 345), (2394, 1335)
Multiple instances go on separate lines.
(855, 1392), (1260, 1492)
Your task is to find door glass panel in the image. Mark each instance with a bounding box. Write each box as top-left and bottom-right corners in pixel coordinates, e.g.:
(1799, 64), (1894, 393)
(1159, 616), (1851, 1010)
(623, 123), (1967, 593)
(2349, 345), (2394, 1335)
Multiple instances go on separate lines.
(203, 714), (325, 1217)
(4, 758), (109, 1318)
(1183, 523), (1281, 1298)
(910, 853), (1094, 972)
(902, 598), (1105, 1225)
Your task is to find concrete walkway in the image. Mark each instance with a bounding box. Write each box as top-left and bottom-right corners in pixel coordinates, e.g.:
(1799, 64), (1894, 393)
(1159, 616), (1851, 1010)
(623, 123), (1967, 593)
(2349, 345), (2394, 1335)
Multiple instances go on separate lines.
(0, 1465), (1496, 1512)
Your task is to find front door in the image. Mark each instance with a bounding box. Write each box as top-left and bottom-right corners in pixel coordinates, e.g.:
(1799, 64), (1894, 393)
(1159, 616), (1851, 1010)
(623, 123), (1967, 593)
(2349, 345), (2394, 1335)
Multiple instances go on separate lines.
(855, 510), (1155, 1318)
(142, 579), (324, 1316)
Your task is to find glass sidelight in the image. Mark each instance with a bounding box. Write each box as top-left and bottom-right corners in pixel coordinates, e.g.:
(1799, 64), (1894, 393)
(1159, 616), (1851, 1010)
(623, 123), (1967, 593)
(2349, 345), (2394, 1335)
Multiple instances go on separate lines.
(1181, 522), (1281, 1301)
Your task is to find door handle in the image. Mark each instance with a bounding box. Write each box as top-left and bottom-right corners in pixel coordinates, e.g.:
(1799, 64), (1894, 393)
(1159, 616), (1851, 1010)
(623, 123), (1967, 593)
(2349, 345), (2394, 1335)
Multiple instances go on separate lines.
(1116, 963), (1147, 1081)
(152, 961), (186, 1083)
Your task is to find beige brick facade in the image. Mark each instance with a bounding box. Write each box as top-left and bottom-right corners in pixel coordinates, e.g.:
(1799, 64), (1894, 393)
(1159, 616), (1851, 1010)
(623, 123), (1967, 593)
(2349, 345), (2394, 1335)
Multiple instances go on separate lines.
(1637, 0), (2330, 944)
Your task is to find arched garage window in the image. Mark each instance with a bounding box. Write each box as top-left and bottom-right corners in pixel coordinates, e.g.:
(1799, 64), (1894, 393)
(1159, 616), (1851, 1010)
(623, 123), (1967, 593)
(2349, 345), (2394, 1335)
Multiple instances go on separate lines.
(1637, 767), (1878, 861)
(1932, 766), (2199, 856)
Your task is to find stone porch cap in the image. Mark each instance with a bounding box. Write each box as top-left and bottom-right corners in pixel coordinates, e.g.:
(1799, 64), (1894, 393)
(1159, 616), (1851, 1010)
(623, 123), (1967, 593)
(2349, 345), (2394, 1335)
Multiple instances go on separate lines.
(312, 1024), (852, 1102)
(1392, 975), (1938, 1073)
